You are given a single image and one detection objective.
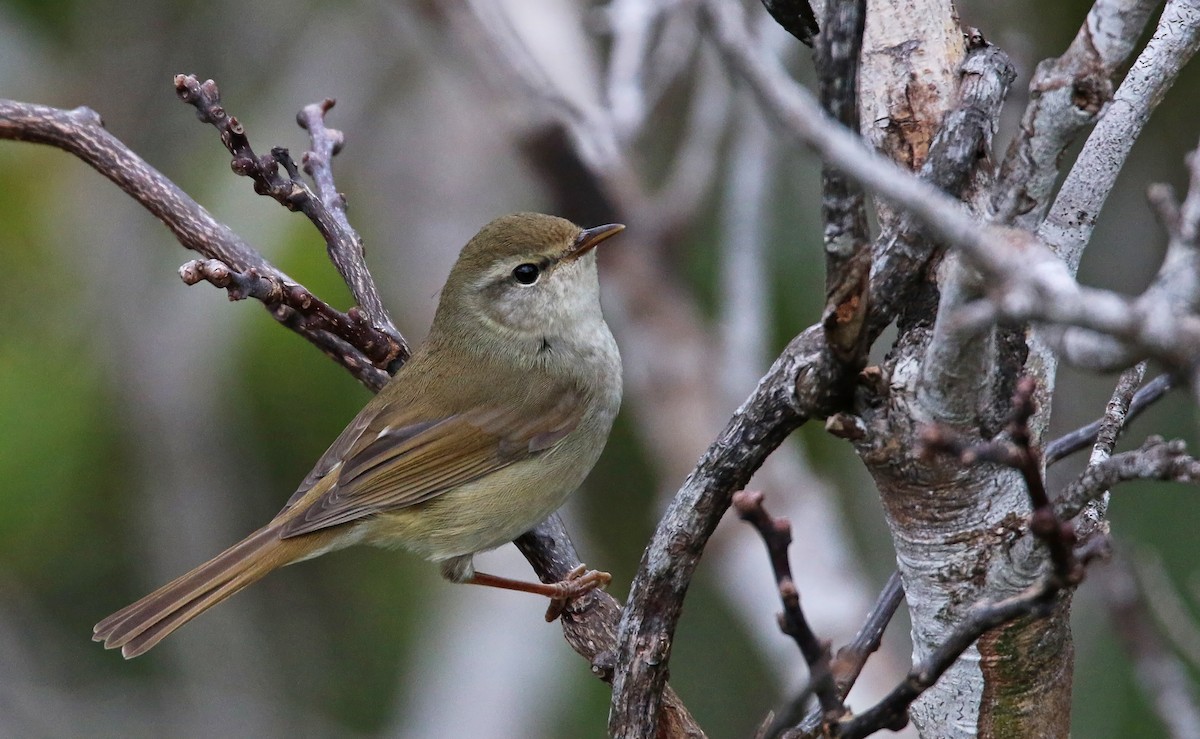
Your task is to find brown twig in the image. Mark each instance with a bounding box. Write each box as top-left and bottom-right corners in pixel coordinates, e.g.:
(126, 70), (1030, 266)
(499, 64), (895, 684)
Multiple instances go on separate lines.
(179, 258), (401, 369)
(0, 97), (393, 393)
(173, 75), (408, 369)
(779, 571), (905, 738)
(296, 98), (407, 369)
(732, 491), (844, 725)
(831, 571), (905, 700)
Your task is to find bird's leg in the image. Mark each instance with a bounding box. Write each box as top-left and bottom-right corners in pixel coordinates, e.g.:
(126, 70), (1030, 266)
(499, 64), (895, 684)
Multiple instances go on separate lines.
(465, 564), (612, 621)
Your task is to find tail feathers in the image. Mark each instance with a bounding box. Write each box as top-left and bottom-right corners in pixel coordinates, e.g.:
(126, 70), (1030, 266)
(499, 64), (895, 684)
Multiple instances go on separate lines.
(93, 525), (307, 659)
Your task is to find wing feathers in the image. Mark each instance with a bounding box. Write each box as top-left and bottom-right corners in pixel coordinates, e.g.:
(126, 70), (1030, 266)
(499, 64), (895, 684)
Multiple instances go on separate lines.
(278, 385), (586, 538)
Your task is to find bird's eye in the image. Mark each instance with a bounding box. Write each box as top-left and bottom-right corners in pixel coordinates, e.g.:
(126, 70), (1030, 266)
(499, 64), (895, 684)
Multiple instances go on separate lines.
(512, 263), (540, 285)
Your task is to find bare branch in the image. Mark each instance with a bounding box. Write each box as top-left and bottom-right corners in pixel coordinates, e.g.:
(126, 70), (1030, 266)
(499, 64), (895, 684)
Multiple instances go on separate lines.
(611, 325), (836, 737)
(702, 0), (1200, 388)
(173, 75), (408, 368)
(816, 0), (871, 367)
(923, 378), (1081, 582)
(1054, 138), (1200, 371)
(1039, 0), (1200, 273)
(991, 0), (1161, 228)
(1056, 436), (1200, 521)
(296, 98), (406, 368)
(1045, 373), (1174, 465)
(514, 517), (705, 739)
(0, 97), (392, 392)
(1072, 362), (1148, 537)
(915, 39), (1018, 426)
(837, 577), (1069, 739)
(732, 491), (844, 725)
(780, 572), (906, 738)
(179, 259), (401, 370)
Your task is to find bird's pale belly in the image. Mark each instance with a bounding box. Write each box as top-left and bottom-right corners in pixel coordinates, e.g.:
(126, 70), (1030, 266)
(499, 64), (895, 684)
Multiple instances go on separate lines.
(362, 441), (596, 562)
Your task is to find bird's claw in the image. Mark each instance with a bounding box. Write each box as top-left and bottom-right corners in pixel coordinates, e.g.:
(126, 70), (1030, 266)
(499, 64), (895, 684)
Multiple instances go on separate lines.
(544, 564), (612, 622)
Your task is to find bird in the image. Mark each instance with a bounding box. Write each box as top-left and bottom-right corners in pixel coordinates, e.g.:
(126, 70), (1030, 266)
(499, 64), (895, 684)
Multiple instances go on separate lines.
(94, 212), (624, 658)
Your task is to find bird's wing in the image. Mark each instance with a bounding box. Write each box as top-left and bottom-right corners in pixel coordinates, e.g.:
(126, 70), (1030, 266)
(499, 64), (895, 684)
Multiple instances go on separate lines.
(276, 385), (585, 538)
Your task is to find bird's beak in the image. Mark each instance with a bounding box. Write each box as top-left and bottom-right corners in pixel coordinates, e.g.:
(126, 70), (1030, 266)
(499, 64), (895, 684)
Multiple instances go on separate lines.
(562, 223), (625, 262)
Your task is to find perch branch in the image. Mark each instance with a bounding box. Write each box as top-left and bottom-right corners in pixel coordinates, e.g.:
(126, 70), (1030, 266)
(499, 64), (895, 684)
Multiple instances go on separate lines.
(0, 97), (393, 392)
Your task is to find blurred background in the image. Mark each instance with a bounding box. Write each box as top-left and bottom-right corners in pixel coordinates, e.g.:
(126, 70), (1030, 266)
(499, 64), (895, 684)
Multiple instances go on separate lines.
(1, 0), (1198, 736)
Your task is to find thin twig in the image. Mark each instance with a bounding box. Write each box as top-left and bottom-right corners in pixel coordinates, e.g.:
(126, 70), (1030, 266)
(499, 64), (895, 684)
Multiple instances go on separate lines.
(780, 571), (905, 738)
(732, 491), (844, 725)
(1074, 363), (1149, 537)
(1055, 436), (1200, 521)
(179, 258), (400, 369)
(0, 97), (393, 392)
(1045, 373), (1174, 465)
(297, 99), (408, 369)
(174, 75), (408, 368)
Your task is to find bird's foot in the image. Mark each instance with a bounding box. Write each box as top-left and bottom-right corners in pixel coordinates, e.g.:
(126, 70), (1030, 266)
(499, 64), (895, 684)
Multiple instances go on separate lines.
(544, 564), (611, 622)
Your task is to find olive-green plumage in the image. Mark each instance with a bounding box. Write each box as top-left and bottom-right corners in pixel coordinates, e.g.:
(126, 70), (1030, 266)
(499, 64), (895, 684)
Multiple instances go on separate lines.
(93, 212), (624, 658)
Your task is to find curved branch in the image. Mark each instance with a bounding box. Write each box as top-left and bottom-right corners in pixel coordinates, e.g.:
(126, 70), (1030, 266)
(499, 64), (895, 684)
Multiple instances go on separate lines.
(0, 97), (393, 392)
(610, 325), (836, 736)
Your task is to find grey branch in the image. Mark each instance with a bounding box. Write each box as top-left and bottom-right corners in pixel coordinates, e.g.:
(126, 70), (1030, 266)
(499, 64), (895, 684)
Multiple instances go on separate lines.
(1057, 436), (1200, 521)
(991, 0), (1161, 229)
(1039, 0), (1200, 273)
(1045, 373), (1174, 465)
(0, 97), (393, 392)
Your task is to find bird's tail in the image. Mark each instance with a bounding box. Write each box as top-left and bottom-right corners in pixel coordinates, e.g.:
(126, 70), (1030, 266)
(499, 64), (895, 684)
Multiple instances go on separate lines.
(93, 525), (320, 659)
